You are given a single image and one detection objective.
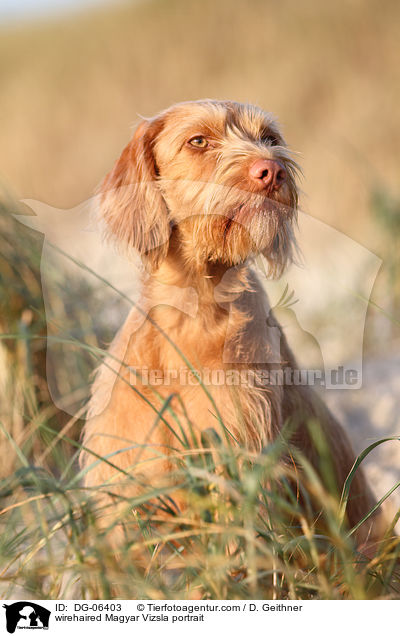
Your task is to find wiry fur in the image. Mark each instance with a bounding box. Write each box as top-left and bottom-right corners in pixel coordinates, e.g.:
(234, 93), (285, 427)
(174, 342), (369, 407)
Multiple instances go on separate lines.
(81, 100), (384, 551)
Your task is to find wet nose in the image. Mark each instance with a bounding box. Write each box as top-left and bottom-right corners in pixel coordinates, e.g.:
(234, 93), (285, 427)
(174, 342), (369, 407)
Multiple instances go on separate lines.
(249, 158), (286, 191)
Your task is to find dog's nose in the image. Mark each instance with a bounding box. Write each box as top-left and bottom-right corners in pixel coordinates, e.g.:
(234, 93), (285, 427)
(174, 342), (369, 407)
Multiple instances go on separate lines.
(249, 158), (286, 191)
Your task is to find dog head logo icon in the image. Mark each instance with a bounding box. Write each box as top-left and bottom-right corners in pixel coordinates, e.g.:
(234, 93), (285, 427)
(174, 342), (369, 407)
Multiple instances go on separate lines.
(3, 602), (50, 634)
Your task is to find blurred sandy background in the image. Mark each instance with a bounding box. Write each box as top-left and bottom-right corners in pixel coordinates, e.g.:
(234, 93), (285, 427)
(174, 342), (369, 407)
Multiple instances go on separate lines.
(0, 0), (399, 509)
(0, 0), (398, 238)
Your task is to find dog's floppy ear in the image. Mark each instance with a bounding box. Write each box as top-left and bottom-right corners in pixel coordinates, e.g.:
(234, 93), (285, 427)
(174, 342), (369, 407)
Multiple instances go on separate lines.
(97, 117), (170, 269)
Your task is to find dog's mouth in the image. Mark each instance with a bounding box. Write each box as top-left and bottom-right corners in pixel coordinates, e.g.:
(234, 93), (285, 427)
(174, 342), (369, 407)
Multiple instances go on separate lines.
(208, 173), (297, 217)
(223, 216), (235, 242)
(207, 184), (297, 272)
(223, 188), (296, 226)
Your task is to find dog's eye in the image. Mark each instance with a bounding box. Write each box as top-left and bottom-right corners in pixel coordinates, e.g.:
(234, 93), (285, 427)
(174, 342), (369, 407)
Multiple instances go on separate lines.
(188, 136), (209, 148)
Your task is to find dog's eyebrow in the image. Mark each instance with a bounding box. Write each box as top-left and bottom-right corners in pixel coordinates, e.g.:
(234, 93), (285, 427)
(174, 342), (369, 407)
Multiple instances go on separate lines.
(186, 118), (225, 136)
(224, 103), (281, 142)
(259, 125), (281, 143)
(171, 121), (225, 152)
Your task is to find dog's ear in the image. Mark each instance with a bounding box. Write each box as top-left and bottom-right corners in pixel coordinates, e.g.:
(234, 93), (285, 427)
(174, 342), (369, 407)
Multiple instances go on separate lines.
(97, 117), (170, 270)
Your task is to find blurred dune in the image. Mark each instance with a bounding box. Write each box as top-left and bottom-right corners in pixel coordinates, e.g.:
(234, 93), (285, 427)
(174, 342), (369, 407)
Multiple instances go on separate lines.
(0, 0), (399, 252)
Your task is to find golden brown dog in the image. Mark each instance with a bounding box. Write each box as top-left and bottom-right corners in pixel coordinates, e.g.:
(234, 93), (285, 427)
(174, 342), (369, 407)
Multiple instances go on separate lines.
(80, 100), (383, 551)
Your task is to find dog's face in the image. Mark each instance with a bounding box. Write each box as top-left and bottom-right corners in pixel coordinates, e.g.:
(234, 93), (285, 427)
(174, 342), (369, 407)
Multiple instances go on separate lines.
(99, 100), (299, 275)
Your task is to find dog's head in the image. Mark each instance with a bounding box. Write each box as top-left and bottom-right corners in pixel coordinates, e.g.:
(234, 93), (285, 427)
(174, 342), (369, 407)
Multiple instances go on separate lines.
(98, 100), (300, 275)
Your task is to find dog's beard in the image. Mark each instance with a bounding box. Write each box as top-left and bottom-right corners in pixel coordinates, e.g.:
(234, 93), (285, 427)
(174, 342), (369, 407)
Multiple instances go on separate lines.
(194, 205), (295, 275)
(224, 196), (296, 275)
(162, 180), (297, 275)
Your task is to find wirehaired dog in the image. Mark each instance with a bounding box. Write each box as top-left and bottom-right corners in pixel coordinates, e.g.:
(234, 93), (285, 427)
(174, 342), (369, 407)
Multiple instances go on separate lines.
(80, 100), (383, 551)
